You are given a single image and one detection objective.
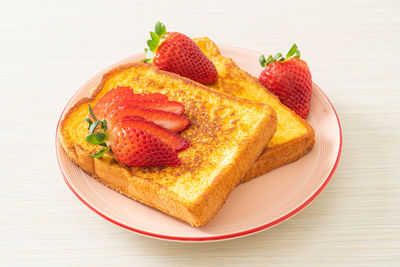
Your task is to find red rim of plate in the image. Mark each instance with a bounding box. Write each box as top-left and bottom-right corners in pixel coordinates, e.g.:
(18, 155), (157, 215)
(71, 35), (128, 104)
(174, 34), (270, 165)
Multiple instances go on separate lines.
(55, 66), (342, 242)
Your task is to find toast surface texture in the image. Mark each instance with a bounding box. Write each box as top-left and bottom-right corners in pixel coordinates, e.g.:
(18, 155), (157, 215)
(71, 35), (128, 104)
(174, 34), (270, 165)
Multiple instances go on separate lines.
(59, 63), (277, 226)
(193, 37), (315, 182)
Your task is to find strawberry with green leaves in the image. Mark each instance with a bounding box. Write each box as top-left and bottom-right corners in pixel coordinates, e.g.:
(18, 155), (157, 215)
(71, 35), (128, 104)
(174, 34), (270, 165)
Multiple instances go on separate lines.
(84, 87), (191, 167)
(142, 22), (218, 85)
(259, 44), (312, 119)
(84, 105), (187, 166)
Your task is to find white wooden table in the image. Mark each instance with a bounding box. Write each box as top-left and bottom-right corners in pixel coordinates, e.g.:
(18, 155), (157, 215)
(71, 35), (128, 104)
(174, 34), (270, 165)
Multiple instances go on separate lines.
(1, 0), (399, 266)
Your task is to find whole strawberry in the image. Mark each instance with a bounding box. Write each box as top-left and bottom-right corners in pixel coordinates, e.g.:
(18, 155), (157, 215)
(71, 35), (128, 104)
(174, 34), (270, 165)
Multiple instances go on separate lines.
(259, 44), (312, 119)
(142, 22), (218, 85)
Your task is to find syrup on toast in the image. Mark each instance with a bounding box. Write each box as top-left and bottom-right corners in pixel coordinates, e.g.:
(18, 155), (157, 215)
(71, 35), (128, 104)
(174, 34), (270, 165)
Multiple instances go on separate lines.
(59, 63), (277, 226)
(193, 37), (315, 182)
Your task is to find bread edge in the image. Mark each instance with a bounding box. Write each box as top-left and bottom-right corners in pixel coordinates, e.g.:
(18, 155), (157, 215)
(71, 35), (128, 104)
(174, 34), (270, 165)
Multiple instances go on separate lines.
(242, 119), (314, 182)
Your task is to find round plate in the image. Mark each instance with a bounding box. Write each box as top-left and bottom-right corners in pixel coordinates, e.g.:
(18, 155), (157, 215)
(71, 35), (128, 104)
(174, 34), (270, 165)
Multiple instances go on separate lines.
(56, 45), (342, 242)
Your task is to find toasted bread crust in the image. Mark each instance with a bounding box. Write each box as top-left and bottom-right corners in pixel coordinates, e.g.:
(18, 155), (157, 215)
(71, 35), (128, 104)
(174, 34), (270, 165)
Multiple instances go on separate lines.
(60, 63), (277, 226)
(193, 37), (315, 182)
(242, 122), (314, 182)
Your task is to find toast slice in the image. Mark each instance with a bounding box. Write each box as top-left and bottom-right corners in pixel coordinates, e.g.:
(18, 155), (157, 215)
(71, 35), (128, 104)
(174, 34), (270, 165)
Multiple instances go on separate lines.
(59, 63), (277, 226)
(193, 37), (315, 182)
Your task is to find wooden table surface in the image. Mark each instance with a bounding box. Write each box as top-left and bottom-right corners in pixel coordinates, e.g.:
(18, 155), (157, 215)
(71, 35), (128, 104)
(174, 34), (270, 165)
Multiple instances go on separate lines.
(1, 0), (399, 266)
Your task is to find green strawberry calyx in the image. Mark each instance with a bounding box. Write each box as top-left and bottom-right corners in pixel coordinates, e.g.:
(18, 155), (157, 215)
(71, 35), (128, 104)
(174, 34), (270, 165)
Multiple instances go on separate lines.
(141, 21), (168, 63)
(84, 104), (109, 158)
(259, 44), (300, 67)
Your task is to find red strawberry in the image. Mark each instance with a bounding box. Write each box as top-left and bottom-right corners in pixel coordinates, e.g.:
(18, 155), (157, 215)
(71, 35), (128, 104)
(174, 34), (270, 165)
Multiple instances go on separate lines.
(116, 116), (190, 152)
(103, 98), (185, 115)
(258, 44), (312, 119)
(109, 122), (180, 167)
(92, 86), (169, 118)
(92, 86), (134, 118)
(142, 22), (218, 85)
(105, 105), (190, 132)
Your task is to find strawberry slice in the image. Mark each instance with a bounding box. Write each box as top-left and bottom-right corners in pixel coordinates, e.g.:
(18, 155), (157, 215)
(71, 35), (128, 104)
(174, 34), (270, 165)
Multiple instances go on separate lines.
(92, 86), (134, 118)
(116, 116), (190, 152)
(109, 123), (180, 167)
(92, 86), (169, 118)
(106, 105), (190, 133)
(103, 98), (185, 115)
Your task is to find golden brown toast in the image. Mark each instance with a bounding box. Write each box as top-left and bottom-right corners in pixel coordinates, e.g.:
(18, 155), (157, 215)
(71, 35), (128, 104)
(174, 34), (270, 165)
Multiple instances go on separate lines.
(193, 37), (315, 182)
(59, 63), (277, 226)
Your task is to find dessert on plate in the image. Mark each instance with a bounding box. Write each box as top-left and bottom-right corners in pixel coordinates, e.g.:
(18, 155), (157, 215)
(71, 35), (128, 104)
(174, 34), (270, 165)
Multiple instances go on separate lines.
(59, 22), (314, 226)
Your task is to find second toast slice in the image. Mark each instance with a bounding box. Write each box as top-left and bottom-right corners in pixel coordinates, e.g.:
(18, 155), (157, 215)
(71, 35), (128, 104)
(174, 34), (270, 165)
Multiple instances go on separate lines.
(194, 37), (315, 182)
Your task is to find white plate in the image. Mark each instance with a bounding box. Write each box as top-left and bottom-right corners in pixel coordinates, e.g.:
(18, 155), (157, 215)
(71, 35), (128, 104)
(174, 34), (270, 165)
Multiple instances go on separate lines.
(56, 45), (342, 242)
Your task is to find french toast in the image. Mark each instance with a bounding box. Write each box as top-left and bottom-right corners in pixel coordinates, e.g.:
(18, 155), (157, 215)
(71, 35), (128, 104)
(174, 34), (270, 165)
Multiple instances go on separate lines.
(59, 62), (277, 226)
(193, 37), (315, 182)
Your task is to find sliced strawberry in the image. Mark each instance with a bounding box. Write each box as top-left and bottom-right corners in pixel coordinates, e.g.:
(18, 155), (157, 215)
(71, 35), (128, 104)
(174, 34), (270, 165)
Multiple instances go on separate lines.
(109, 124), (180, 167)
(117, 116), (190, 152)
(91, 86), (169, 118)
(106, 105), (190, 133)
(103, 98), (184, 115)
(92, 86), (135, 118)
